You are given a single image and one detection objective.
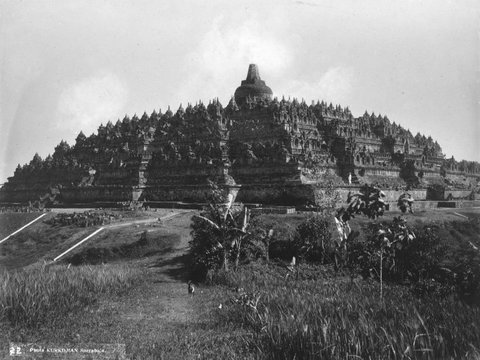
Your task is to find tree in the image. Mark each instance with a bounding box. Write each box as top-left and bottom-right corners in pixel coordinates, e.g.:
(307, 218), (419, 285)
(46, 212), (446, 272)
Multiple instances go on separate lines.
(397, 192), (414, 214)
(399, 160), (419, 187)
(335, 186), (383, 265)
(331, 185), (388, 271)
(339, 184), (387, 221)
(369, 217), (416, 300)
(334, 185), (420, 300)
(190, 181), (247, 273)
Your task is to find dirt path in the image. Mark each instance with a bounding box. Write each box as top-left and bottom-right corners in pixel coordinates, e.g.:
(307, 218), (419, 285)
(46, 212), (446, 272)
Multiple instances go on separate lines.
(93, 211), (198, 357)
(104, 211), (182, 229)
(120, 211), (194, 324)
(0, 210), (200, 358)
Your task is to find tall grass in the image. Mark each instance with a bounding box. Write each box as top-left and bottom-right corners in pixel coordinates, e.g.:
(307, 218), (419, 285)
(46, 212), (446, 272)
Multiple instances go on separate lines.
(210, 263), (480, 359)
(0, 264), (141, 328)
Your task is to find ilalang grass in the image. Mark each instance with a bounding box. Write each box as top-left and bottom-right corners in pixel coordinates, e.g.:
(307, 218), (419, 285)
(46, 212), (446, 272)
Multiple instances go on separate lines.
(207, 263), (480, 360)
(0, 264), (141, 328)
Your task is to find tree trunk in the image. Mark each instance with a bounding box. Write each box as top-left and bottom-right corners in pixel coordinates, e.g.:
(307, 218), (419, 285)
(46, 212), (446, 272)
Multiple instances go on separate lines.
(222, 249), (229, 272)
(320, 239), (324, 264)
(234, 240), (241, 270)
(265, 240), (270, 263)
(380, 250), (383, 301)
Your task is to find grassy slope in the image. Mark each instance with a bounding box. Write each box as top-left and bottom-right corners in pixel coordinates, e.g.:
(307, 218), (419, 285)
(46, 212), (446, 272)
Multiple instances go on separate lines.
(265, 208), (480, 246)
(0, 210), (201, 359)
(0, 212), (44, 239)
(0, 209), (479, 359)
(0, 209), (178, 270)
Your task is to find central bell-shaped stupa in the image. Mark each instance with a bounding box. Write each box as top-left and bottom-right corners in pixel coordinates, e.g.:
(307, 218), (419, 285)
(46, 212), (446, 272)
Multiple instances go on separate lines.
(234, 64), (273, 105)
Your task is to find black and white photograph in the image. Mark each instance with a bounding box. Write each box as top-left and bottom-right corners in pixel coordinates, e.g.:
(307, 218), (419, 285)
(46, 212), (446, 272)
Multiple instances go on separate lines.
(0, 0), (479, 358)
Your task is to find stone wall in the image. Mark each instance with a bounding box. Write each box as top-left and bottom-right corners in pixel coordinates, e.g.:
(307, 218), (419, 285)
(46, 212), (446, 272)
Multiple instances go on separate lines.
(360, 166), (401, 177)
(145, 184), (240, 203)
(300, 164), (342, 184)
(0, 188), (49, 203)
(232, 163), (302, 185)
(60, 186), (135, 203)
(147, 164), (228, 186)
(444, 171), (479, 187)
(236, 184), (314, 205)
(315, 187), (428, 203)
(444, 190), (473, 200)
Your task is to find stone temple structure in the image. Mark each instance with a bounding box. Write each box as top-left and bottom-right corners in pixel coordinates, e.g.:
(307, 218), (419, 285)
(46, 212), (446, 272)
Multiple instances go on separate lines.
(1, 64), (479, 206)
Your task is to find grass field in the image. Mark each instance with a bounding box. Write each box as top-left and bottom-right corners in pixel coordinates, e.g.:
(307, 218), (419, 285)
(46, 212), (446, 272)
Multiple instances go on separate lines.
(0, 209), (191, 358)
(198, 264), (480, 359)
(0, 263), (141, 328)
(0, 208), (479, 359)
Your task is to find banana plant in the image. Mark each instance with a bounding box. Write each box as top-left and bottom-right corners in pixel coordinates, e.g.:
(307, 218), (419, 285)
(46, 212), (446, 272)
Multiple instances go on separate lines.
(193, 183), (248, 271)
(231, 207), (250, 269)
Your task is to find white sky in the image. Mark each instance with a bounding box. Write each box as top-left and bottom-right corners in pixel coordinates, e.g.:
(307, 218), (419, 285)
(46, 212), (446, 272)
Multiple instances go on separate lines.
(1, 0), (479, 182)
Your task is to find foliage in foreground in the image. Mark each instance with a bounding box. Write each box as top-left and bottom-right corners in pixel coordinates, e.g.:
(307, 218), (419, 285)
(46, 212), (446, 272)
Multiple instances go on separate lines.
(208, 264), (480, 360)
(348, 218), (480, 299)
(0, 264), (140, 328)
(189, 181), (249, 278)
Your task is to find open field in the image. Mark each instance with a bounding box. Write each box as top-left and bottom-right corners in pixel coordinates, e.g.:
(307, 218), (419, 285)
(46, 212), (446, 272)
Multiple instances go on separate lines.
(0, 207), (479, 358)
(185, 264), (480, 359)
(0, 209), (180, 270)
(0, 209), (195, 358)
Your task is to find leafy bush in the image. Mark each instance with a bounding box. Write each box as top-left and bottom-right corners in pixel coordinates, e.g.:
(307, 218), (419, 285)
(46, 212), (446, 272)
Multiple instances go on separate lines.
(247, 214), (298, 261)
(189, 214), (226, 280)
(348, 219), (480, 299)
(400, 159), (420, 188)
(293, 215), (334, 263)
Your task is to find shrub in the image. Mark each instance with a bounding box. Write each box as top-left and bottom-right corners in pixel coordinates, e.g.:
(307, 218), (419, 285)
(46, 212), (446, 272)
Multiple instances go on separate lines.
(349, 219), (431, 282)
(293, 215), (334, 263)
(348, 219), (480, 299)
(247, 215), (298, 261)
(189, 214), (226, 280)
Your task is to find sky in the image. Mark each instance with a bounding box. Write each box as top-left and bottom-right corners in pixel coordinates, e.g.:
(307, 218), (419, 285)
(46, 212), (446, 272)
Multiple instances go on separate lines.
(0, 0), (479, 183)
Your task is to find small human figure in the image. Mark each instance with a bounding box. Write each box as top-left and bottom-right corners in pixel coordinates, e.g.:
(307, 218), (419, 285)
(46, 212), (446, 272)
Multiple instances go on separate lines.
(285, 256), (297, 279)
(187, 281), (195, 296)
